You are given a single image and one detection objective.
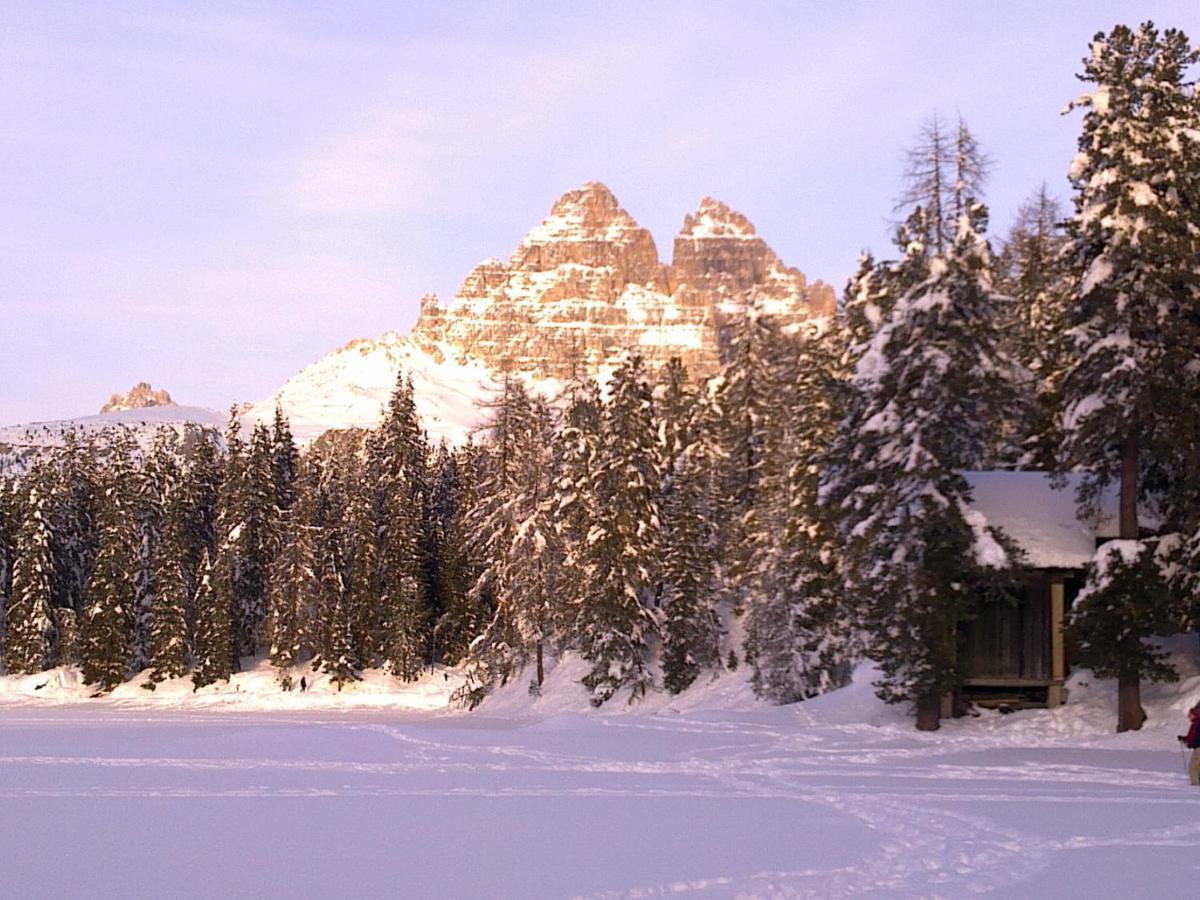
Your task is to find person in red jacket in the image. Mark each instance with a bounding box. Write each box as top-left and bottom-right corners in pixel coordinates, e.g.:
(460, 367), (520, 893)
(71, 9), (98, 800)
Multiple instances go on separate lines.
(1177, 704), (1200, 785)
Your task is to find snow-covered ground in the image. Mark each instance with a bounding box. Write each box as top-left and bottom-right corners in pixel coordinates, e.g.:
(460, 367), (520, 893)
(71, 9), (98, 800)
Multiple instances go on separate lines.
(3, 652), (1200, 898)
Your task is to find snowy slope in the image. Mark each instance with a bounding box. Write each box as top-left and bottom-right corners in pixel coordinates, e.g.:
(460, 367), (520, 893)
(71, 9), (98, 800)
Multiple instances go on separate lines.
(242, 332), (500, 445)
(0, 405), (228, 475)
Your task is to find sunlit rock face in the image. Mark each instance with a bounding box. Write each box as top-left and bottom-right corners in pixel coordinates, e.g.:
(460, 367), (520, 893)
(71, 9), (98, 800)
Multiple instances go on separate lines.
(99, 382), (176, 414)
(254, 182), (836, 443)
(411, 182), (834, 381)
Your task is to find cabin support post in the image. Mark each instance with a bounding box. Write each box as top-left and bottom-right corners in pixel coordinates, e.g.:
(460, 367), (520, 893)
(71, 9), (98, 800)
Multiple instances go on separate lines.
(1047, 577), (1066, 708)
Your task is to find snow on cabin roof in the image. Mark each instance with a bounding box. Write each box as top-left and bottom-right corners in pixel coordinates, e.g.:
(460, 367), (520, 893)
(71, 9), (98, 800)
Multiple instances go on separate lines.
(961, 472), (1111, 570)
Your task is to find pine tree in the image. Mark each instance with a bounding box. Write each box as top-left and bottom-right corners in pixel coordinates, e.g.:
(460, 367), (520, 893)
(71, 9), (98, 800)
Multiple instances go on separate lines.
(821, 204), (1025, 730)
(576, 354), (661, 705)
(896, 113), (992, 258)
(266, 509), (316, 687)
(191, 548), (231, 689)
(343, 479), (380, 667)
(0, 477), (19, 664)
(429, 444), (483, 666)
(4, 483), (57, 674)
(131, 436), (175, 672)
(1059, 23), (1200, 731)
(453, 378), (543, 704)
(996, 186), (1072, 468)
(48, 430), (99, 627)
(270, 404), (299, 515)
(143, 463), (190, 688)
(659, 442), (720, 694)
(746, 326), (854, 703)
(373, 373), (431, 680)
(656, 358), (721, 694)
(79, 450), (137, 692)
(317, 539), (358, 689)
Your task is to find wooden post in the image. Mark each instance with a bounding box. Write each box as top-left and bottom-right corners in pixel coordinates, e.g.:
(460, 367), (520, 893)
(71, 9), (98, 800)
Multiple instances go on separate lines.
(1047, 577), (1065, 708)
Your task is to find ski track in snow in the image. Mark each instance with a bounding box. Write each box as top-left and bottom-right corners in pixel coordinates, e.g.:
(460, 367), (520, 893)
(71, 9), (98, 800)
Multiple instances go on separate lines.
(3, 707), (1199, 898)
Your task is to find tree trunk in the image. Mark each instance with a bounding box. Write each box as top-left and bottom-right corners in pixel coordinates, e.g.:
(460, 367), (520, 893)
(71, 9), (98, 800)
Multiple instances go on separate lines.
(1119, 433), (1138, 541)
(1117, 674), (1146, 733)
(536, 641), (544, 687)
(916, 693), (941, 731)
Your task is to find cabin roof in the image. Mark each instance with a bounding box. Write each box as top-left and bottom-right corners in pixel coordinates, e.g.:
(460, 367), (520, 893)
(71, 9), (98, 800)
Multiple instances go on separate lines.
(961, 471), (1120, 570)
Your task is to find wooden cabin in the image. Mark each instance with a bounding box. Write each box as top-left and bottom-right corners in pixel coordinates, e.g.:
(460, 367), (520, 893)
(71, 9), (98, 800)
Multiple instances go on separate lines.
(955, 472), (1122, 710)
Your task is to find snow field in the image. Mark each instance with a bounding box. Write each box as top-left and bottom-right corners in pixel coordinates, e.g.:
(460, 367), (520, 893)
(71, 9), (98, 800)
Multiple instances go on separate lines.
(4, 649), (1200, 897)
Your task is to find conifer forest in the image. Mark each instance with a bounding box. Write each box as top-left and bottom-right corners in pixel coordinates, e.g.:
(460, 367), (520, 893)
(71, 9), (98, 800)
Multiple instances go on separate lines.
(2, 22), (1199, 742)
(9, 13), (1200, 899)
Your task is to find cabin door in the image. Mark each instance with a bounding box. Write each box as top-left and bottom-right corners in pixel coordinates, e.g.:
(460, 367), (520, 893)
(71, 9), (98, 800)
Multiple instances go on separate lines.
(962, 578), (1051, 681)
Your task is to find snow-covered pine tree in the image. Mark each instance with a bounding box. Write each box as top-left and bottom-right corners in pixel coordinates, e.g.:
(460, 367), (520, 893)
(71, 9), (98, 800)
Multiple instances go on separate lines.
(995, 186), (1072, 469)
(191, 548), (231, 689)
(0, 478), (18, 664)
(143, 457), (190, 688)
(48, 429), (99, 628)
(493, 396), (561, 691)
(343, 475), (380, 667)
(80, 446), (137, 692)
(746, 325), (855, 703)
(270, 404), (299, 515)
(373, 373), (431, 681)
(266, 507), (316, 687)
(821, 203), (1025, 730)
(4, 481), (57, 674)
(131, 435), (175, 673)
(550, 375), (604, 640)
(656, 357), (721, 694)
(453, 377), (545, 705)
(178, 434), (221, 603)
(1059, 22), (1200, 732)
(233, 421), (277, 659)
(707, 307), (785, 614)
(576, 354), (661, 705)
(317, 538), (358, 689)
(429, 443), (483, 666)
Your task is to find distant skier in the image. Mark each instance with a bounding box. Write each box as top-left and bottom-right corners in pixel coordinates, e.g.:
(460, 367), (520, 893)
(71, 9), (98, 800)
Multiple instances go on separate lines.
(1177, 703), (1200, 785)
(300, 676), (308, 693)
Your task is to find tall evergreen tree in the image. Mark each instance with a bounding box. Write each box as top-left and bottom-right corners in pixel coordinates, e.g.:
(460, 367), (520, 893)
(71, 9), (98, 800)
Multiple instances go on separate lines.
(429, 444), (483, 666)
(48, 430), (99, 624)
(746, 326), (854, 703)
(656, 358), (721, 694)
(4, 483), (56, 674)
(191, 548), (231, 689)
(576, 354), (661, 705)
(996, 185), (1072, 468)
(1059, 22), (1200, 731)
(822, 204), (1025, 729)
(80, 448), (137, 692)
(317, 538), (358, 689)
(266, 509), (317, 687)
(143, 460), (190, 688)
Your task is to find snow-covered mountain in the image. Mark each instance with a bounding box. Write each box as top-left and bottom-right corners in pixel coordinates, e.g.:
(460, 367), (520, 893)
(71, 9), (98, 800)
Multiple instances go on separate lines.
(0, 404), (227, 476)
(247, 182), (834, 441)
(244, 332), (499, 445)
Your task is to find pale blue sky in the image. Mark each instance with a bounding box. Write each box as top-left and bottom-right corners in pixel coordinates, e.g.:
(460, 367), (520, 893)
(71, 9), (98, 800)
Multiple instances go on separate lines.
(2, 1), (1194, 425)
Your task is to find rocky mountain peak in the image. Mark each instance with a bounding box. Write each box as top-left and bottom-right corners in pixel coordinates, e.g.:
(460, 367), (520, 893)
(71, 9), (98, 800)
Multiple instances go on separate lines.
(509, 182), (661, 282)
(100, 382), (176, 414)
(680, 197), (757, 239)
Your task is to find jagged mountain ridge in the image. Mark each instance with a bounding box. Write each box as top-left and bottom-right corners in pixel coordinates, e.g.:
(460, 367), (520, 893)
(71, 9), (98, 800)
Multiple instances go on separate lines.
(251, 182), (835, 441)
(100, 382), (176, 414)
